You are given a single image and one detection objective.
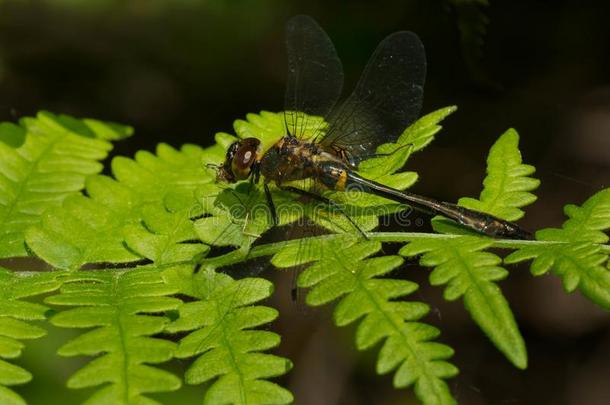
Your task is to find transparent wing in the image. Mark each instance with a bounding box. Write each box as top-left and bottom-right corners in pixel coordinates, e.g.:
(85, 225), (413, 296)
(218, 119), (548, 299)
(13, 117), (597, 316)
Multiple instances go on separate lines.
(320, 31), (426, 164)
(284, 15), (344, 141)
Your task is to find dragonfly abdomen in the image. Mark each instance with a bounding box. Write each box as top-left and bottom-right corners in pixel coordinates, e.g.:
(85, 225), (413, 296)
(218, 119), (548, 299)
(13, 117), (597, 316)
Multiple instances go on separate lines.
(342, 169), (533, 240)
(316, 161), (349, 190)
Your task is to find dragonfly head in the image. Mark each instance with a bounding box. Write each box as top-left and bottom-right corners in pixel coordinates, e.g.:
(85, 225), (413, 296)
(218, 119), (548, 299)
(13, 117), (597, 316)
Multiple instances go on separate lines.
(217, 137), (261, 183)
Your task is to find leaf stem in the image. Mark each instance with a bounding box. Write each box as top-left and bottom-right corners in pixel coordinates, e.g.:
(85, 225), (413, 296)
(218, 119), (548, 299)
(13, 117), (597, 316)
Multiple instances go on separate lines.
(199, 231), (610, 269)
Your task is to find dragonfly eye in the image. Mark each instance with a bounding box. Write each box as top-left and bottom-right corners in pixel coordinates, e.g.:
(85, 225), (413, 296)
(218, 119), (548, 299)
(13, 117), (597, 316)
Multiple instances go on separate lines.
(231, 138), (261, 180)
(215, 141), (241, 183)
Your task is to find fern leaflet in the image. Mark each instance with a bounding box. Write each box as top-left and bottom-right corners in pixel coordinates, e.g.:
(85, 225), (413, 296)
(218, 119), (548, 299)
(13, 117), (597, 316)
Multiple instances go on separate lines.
(0, 111), (131, 258)
(272, 236), (457, 405)
(26, 143), (213, 269)
(0, 122), (25, 148)
(458, 128), (539, 220)
(404, 128), (538, 368)
(505, 189), (610, 309)
(433, 128), (539, 235)
(167, 269), (293, 404)
(400, 236), (527, 369)
(124, 203), (208, 265)
(233, 111), (288, 152)
(45, 266), (183, 404)
(0, 268), (61, 405)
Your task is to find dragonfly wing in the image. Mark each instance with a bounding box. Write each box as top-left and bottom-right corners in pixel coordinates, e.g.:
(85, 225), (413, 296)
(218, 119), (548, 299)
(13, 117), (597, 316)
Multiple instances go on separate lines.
(320, 31), (426, 164)
(284, 15), (344, 141)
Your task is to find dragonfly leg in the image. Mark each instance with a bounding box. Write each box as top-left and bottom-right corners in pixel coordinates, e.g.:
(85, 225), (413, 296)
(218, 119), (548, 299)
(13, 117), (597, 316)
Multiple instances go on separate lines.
(264, 183), (278, 226)
(241, 212), (261, 238)
(280, 185), (368, 240)
(248, 174), (256, 194)
(247, 162), (261, 194)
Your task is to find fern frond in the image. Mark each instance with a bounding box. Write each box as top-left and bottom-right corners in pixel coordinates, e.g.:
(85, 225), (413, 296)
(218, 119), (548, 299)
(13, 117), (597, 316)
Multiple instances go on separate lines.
(358, 106), (457, 186)
(0, 268), (61, 405)
(0, 122), (25, 148)
(45, 266), (183, 404)
(124, 203), (208, 265)
(26, 143), (213, 269)
(110, 143), (214, 204)
(400, 236), (527, 369)
(433, 128), (538, 234)
(167, 269), (293, 405)
(506, 189), (610, 309)
(233, 111), (287, 152)
(399, 130), (533, 367)
(25, 181), (143, 269)
(272, 236), (457, 405)
(0, 112), (131, 258)
(193, 182), (276, 249)
(459, 128), (539, 220)
(536, 189), (610, 243)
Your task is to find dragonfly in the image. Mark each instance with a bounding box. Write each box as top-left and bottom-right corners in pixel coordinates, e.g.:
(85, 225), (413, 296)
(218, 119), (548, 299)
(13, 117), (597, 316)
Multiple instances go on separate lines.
(214, 15), (533, 241)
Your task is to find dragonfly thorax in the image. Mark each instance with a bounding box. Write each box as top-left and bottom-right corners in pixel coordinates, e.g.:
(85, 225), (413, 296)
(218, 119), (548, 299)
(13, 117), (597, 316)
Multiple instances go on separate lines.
(259, 135), (346, 187)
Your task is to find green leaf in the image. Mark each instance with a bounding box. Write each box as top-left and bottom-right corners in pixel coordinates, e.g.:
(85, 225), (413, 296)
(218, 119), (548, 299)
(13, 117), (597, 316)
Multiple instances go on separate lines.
(124, 204), (209, 265)
(48, 113), (132, 141)
(167, 269), (293, 405)
(46, 266), (183, 404)
(110, 143), (213, 204)
(273, 236), (458, 405)
(402, 129), (532, 367)
(433, 128), (538, 235)
(25, 185), (142, 269)
(194, 183), (276, 249)
(0, 381), (28, 405)
(537, 189), (610, 244)
(233, 111), (287, 152)
(0, 123), (26, 148)
(0, 268), (62, 403)
(400, 236), (527, 369)
(458, 129), (539, 220)
(358, 106), (456, 184)
(26, 143), (214, 269)
(193, 179), (379, 252)
(0, 111), (130, 258)
(506, 189), (610, 309)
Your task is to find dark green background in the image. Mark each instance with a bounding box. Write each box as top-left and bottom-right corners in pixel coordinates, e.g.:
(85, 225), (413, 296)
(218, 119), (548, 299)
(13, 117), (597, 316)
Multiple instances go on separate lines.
(1, 1), (609, 404)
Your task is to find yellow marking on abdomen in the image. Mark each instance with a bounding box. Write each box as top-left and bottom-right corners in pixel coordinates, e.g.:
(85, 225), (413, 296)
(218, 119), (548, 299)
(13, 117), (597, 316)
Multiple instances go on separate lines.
(335, 170), (347, 191)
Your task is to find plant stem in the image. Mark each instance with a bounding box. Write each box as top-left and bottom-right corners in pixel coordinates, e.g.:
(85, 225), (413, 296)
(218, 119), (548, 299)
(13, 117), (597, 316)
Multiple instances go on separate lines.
(199, 231), (595, 269)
